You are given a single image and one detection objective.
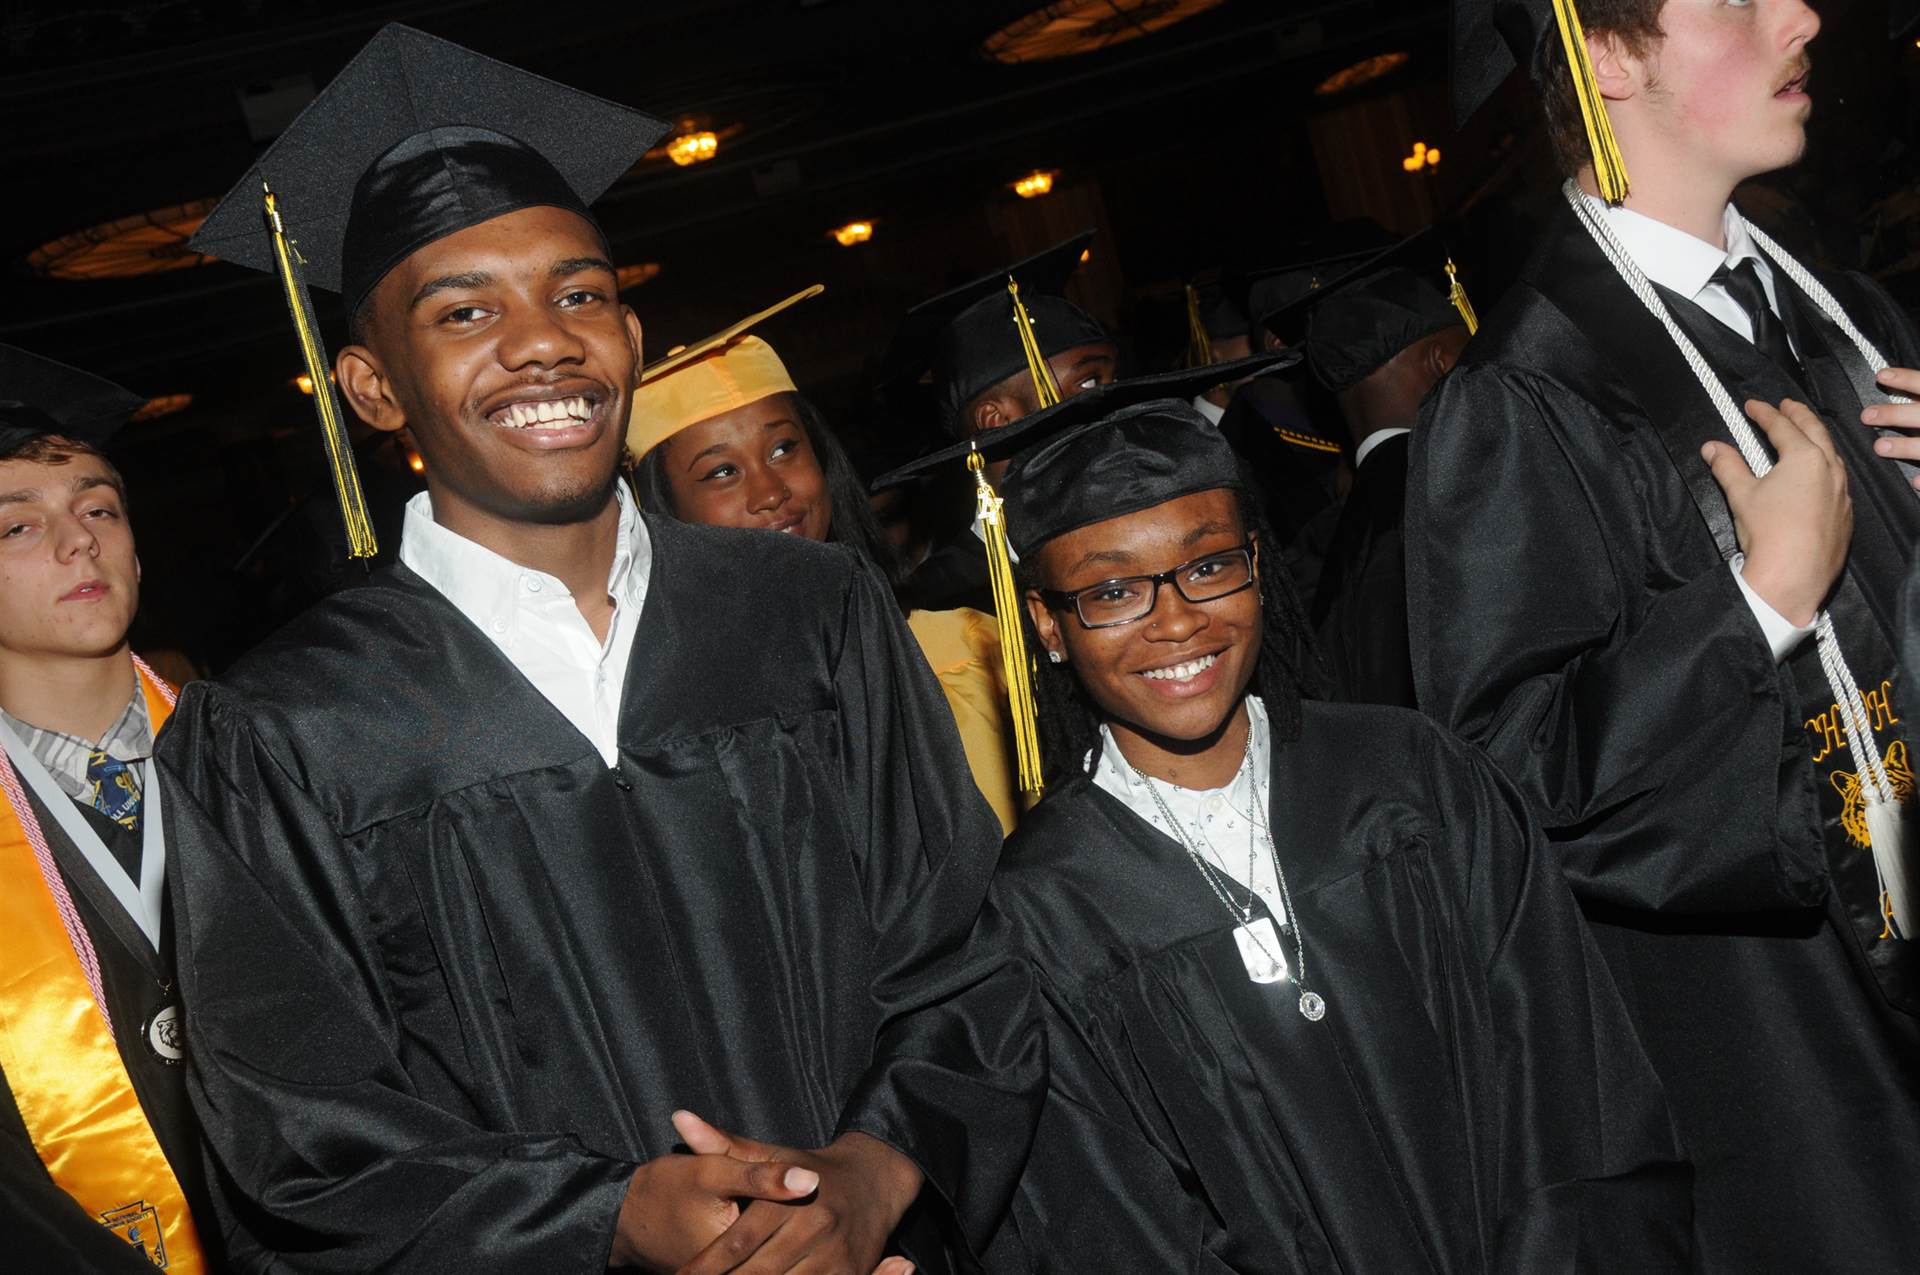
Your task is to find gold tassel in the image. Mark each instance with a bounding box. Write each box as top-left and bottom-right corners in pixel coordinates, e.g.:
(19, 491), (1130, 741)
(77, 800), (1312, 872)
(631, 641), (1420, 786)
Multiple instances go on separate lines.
(1445, 258), (1480, 335)
(1551, 0), (1631, 205)
(969, 447), (1044, 796)
(1008, 279), (1062, 410)
(1183, 284), (1215, 369)
(263, 183), (378, 560)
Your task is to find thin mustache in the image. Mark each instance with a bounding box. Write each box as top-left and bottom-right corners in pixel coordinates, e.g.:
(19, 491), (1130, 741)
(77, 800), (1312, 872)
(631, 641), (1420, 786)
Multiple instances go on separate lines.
(1777, 56), (1812, 92)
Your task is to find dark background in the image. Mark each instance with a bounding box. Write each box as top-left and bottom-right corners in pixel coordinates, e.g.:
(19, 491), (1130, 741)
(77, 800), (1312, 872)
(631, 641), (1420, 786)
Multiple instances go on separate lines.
(2, 0), (1915, 671)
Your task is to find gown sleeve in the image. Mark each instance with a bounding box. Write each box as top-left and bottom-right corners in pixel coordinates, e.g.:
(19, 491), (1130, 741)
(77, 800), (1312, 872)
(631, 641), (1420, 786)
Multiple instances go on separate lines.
(827, 565), (1045, 1258)
(159, 686), (638, 1275)
(1421, 727), (1695, 1271)
(1406, 362), (1828, 913)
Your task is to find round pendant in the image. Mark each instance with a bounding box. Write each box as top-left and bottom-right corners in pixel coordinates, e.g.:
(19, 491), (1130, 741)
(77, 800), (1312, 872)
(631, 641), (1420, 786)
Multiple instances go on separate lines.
(143, 1002), (184, 1066)
(1298, 991), (1326, 1022)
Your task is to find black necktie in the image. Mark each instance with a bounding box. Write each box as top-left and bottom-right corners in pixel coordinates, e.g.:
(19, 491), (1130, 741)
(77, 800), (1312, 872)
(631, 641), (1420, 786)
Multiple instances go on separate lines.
(1713, 258), (1803, 384)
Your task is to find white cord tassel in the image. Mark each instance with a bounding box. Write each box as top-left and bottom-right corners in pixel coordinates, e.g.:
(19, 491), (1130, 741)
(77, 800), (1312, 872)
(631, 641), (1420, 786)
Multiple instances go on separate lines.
(1562, 181), (1913, 934)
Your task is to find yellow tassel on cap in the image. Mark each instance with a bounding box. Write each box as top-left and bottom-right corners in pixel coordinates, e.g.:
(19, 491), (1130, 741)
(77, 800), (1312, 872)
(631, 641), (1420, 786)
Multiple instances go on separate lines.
(1184, 284), (1215, 369)
(263, 184), (377, 559)
(969, 447), (1044, 796)
(1551, 0), (1631, 205)
(1008, 278), (1063, 411)
(1445, 258), (1480, 335)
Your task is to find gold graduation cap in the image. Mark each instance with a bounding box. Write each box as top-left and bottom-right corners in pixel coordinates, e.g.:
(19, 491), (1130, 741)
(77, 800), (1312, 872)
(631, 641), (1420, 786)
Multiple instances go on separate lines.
(626, 285), (824, 457)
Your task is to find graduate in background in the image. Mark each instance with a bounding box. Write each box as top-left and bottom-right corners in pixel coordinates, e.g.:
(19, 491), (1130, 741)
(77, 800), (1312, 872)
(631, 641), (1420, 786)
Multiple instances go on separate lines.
(1179, 274), (1255, 425)
(0, 348), (218, 1272)
(1272, 230), (1475, 709)
(163, 26), (1037, 1274)
(883, 365), (1691, 1273)
(627, 288), (1023, 835)
(1413, 0), (1920, 1266)
(885, 233), (1118, 615)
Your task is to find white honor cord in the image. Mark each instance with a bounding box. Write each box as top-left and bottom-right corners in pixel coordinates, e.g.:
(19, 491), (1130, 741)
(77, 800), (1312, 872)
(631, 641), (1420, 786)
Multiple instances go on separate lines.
(1562, 180), (1902, 824)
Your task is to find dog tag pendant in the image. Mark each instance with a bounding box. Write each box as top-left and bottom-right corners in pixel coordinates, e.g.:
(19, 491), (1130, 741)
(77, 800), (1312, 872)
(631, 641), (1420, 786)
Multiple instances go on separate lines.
(1234, 917), (1289, 984)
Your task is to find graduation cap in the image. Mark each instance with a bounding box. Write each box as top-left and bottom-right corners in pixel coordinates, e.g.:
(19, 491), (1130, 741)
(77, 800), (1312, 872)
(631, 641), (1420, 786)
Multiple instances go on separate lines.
(1451, 0), (1630, 203)
(0, 345), (147, 453)
(1264, 229), (1478, 394)
(1183, 275), (1252, 367)
(872, 353), (1295, 798)
(884, 229), (1109, 435)
(627, 285), (824, 458)
(191, 23), (670, 557)
(1244, 245), (1386, 345)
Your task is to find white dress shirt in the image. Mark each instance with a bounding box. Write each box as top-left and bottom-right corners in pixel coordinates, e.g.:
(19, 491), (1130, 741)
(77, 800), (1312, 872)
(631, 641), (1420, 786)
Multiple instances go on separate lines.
(1091, 695), (1286, 922)
(1190, 393), (1227, 427)
(1590, 194), (1815, 663)
(399, 483), (650, 767)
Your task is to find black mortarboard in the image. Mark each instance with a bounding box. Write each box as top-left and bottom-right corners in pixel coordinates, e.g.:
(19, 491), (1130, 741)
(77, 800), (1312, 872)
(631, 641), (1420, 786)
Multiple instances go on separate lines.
(1191, 277), (1250, 343)
(873, 354), (1294, 552)
(884, 230), (1110, 434)
(191, 23), (670, 315)
(1244, 241), (1390, 344)
(1279, 230), (1472, 393)
(0, 345), (147, 453)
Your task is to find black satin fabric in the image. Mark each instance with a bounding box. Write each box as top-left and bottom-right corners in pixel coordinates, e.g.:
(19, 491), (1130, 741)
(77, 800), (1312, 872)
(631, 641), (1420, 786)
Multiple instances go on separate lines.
(1, 795), (226, 1272)
(982, 701), (1692, 1274)
(342, 126), (595, 316)
(1407, 202), (1920, 1270)
(157, 515), (1040, 1273)
(1002, 401), (1245, 561)
(1311, 432), (1415, 709)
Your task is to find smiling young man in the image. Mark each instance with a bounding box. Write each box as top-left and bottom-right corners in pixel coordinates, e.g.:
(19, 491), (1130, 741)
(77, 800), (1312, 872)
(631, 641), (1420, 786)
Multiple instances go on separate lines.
(884, 366), (1692, 1271)
(0, 347), (220, 1272)
(161, 26), (1037, 1275)
(1412, 0), (1920, 1266)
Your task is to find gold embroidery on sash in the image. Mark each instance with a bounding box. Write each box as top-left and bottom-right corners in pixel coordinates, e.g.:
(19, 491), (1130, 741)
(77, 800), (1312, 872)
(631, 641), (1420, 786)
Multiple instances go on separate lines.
(1806, 678), (1901, 764)
(1833, 740), (1915, 851)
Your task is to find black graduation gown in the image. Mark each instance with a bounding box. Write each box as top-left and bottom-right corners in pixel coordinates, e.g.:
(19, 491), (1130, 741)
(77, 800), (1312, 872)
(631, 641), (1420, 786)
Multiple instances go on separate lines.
(1408, 202), (1920, 1271)
(1311, 432), (1415, 709)
(982, 702), (1691, 1274)
(1, 794), (223, 1273)
(157, 515), (1039, 1274)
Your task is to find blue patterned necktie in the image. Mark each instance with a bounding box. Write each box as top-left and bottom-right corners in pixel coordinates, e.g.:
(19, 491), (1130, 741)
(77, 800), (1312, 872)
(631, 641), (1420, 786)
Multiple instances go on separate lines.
(86, 750), (141, 833)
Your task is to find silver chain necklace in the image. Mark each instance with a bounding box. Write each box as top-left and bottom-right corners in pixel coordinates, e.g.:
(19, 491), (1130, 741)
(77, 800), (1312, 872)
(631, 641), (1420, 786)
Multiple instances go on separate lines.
(1130, 728), (1325, 1021)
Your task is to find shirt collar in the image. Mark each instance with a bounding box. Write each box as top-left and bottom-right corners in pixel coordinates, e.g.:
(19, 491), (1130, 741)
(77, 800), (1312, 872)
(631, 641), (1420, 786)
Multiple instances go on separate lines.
(1090, 694), (1271, 819)
(399, 481), (649, 635)
(1590, 196), (1761, 306)
(1353, 427), (1411, 470)
(1190, 393), (1226, 427)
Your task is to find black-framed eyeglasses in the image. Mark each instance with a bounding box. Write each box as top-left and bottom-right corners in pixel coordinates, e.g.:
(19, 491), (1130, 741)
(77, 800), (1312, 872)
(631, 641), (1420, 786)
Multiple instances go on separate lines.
(1041, 540), (1257, 630)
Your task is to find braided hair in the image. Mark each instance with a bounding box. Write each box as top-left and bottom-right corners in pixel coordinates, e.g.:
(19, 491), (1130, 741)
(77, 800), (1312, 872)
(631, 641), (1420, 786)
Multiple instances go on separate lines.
(1016, 484), (1328, 789)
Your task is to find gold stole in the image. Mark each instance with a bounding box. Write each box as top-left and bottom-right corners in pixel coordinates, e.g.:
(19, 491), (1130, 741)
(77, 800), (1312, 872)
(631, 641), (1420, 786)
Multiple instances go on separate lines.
(0, 667), (206, 1271)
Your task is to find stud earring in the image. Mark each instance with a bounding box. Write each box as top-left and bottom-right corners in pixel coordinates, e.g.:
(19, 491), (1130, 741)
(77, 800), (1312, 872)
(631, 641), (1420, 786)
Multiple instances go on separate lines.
(1047, 650), (1064, 665)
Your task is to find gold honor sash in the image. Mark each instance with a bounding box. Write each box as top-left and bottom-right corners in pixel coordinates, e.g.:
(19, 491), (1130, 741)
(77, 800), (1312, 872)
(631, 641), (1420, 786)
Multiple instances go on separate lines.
(0, 663), (206, 1271)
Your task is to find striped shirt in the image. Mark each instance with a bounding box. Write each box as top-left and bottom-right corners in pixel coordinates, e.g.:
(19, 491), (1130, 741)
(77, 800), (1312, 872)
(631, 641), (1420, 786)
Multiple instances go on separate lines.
(0, 689), (152, 806)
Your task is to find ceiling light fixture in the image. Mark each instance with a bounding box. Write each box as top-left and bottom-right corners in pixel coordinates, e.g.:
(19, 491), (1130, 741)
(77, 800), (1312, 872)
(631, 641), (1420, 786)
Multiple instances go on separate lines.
(666, 130), (719, 166)
(616, 263), (662, 291)
(1014, 170), (1057, 199)
(130, 394), (192, 422)
(830, 220), (875, 247)
(25, 199), (217, 280)
(1315, 51), (1411, 97)
(982, 0), (1230, 64)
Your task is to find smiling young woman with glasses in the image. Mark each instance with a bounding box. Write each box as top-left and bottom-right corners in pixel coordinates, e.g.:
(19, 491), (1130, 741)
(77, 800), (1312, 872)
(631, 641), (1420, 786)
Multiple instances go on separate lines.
(910, 367), (1696, 1273)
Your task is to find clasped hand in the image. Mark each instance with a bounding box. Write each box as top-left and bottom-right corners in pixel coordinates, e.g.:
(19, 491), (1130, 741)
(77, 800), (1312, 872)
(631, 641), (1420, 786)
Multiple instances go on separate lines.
(610, 1109), (923, 1275)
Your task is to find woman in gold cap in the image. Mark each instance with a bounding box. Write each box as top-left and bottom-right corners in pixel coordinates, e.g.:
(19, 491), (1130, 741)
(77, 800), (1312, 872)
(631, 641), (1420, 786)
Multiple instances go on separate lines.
(628, 288), (1021, 834)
